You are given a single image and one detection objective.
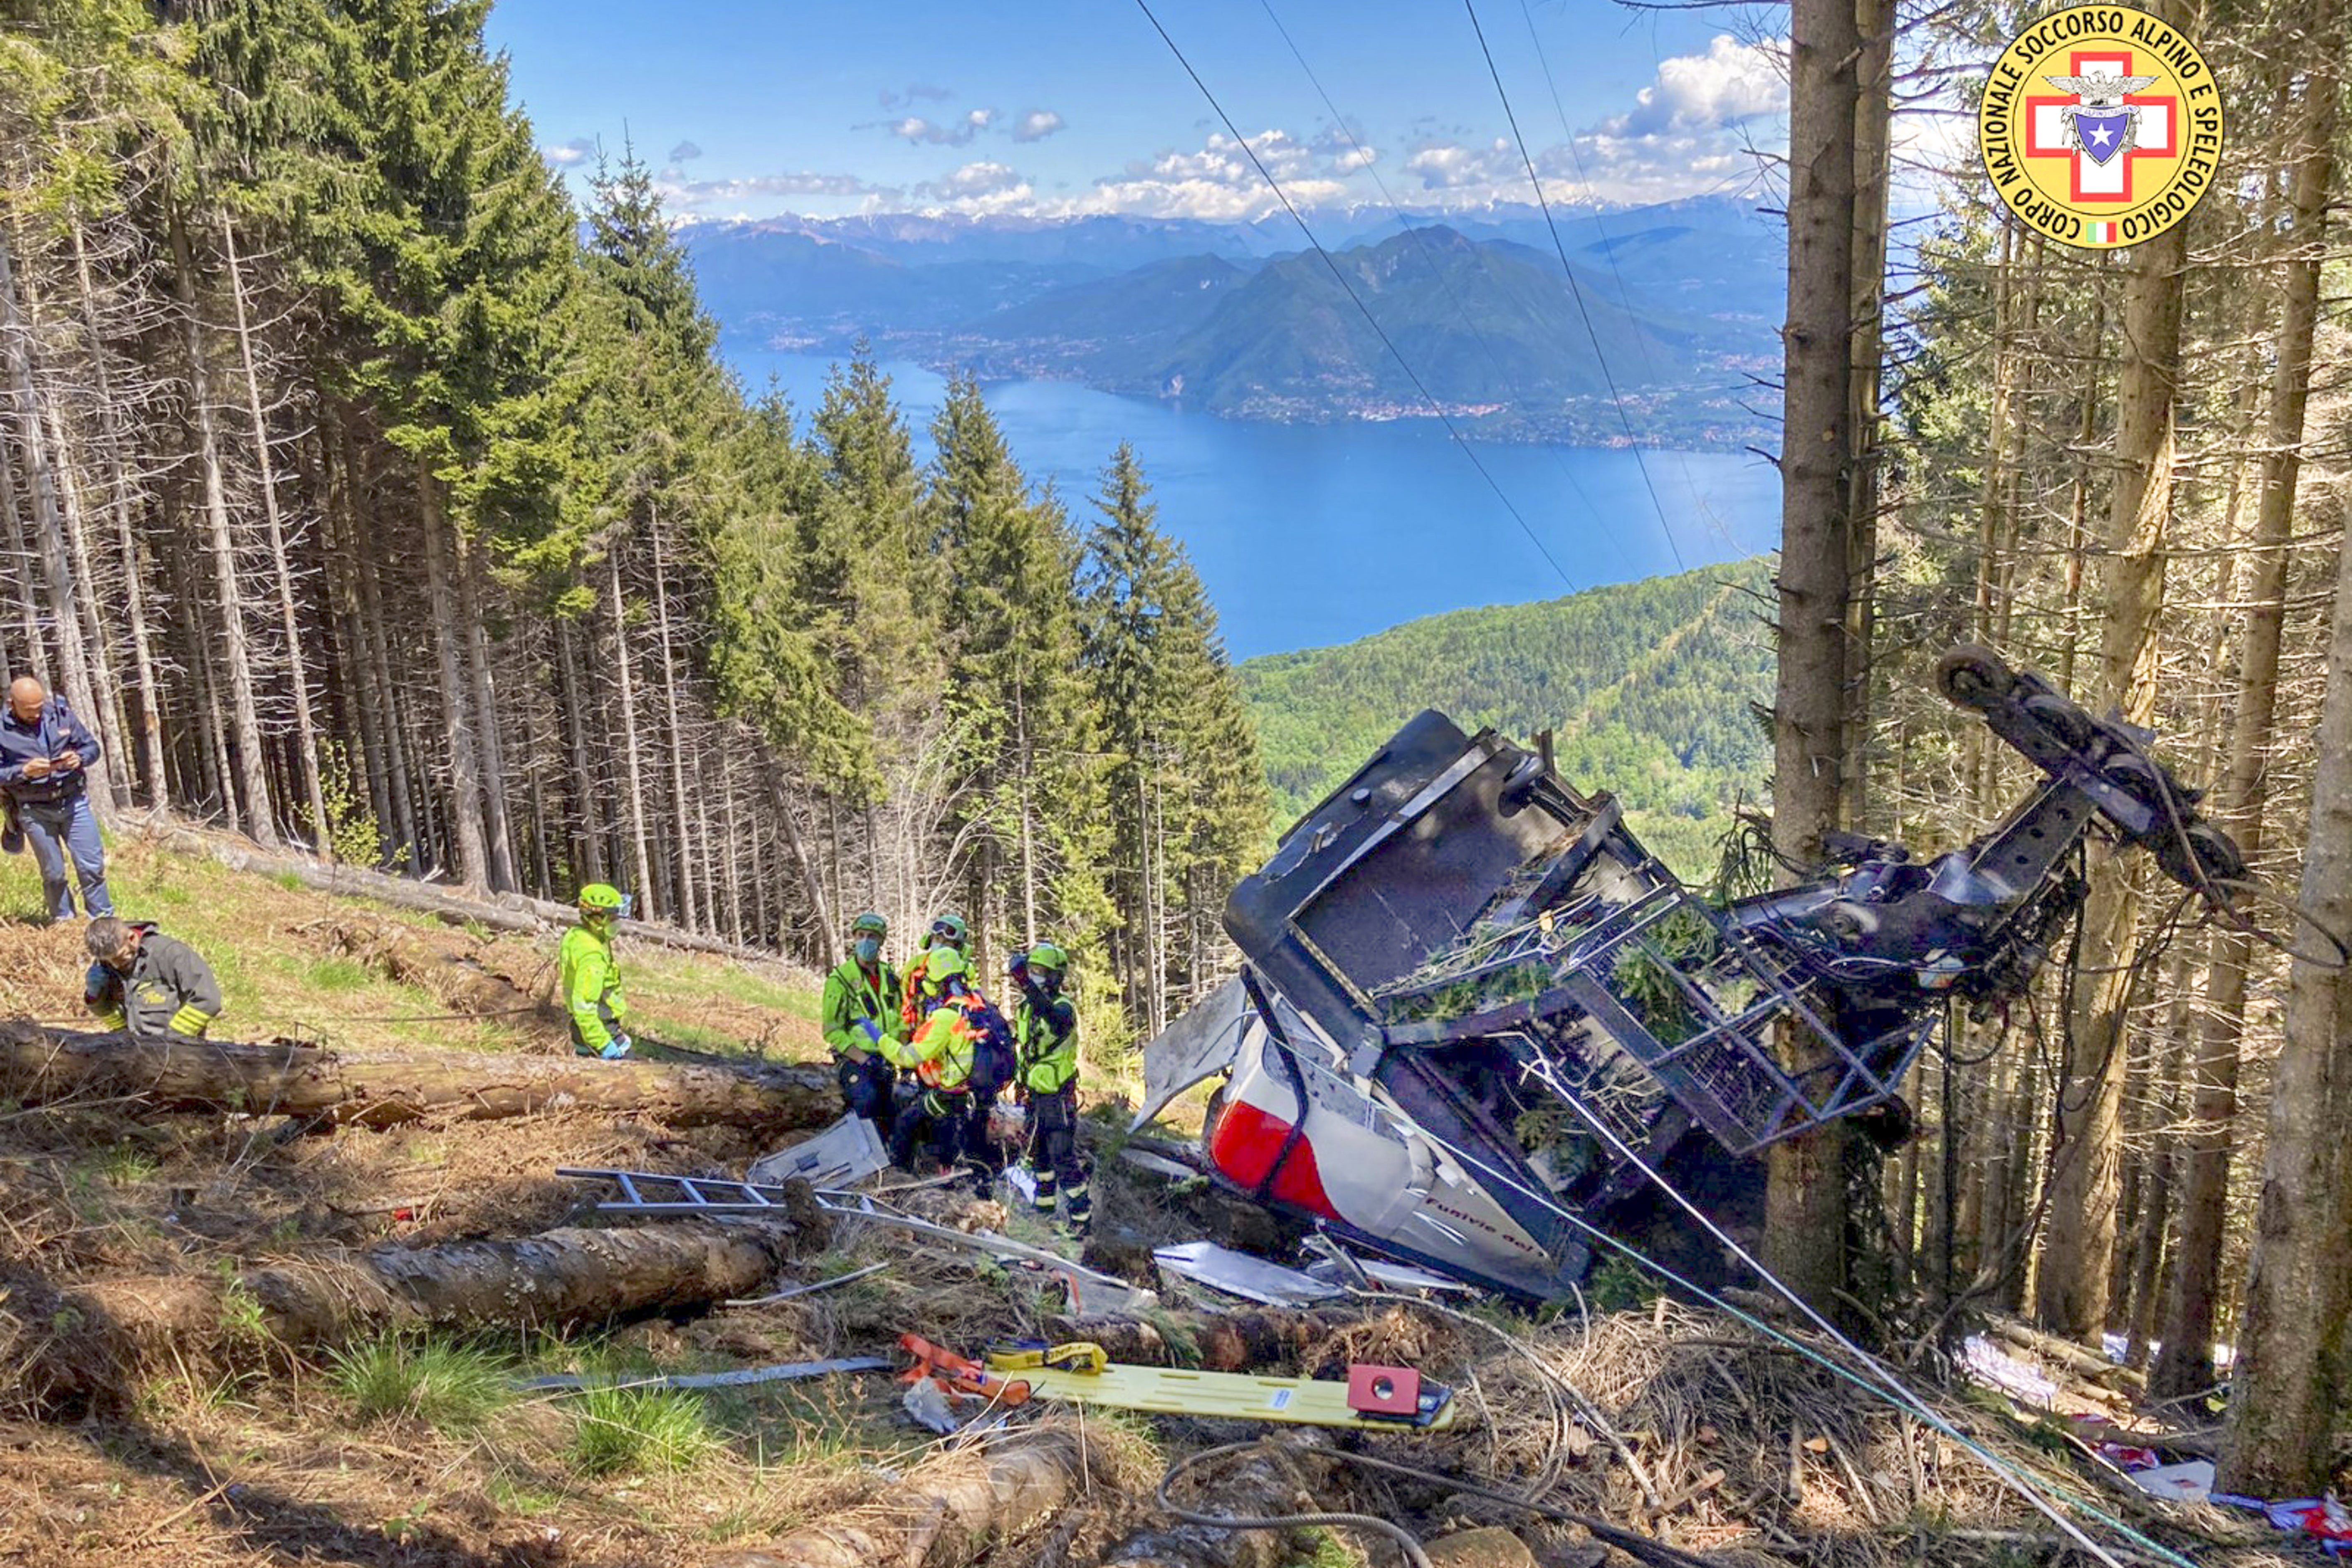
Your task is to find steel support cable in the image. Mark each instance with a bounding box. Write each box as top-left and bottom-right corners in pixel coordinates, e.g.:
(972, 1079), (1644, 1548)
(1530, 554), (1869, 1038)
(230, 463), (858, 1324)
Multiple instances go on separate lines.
(1255, 0), (1624, 570)
(1131, 0), (1581, 594)
(1275, 1043), (2196, 1568)
(1463, 0), (1686, 573)
(1159, 1441), (1434, 1568)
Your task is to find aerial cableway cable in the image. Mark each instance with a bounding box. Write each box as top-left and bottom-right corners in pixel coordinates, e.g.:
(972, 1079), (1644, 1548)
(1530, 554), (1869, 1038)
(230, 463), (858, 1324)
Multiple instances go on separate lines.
(1465, 0), (1687, 573)
(1255, 0), (1625, 571)
(1132, 0), (1580, 594)
(1514, 0), (1749, 558)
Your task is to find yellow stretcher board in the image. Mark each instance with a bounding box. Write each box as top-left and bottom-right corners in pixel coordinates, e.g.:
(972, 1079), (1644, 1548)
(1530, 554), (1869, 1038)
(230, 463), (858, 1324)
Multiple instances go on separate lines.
(995, 1361), (1458, 1430)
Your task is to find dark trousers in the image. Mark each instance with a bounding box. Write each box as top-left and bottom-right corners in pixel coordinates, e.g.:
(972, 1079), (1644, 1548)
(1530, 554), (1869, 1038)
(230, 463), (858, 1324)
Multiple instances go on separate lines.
(22, 794), (111, 920)
(837, 1054), (897, 1136)
(889, 1084), (970, 1175)
(1024, 1084), (1089, 1225)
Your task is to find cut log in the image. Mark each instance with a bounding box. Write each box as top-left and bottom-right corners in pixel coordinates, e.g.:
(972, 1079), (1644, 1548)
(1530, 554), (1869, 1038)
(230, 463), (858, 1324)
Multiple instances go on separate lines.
(705, 1427), (1084, 1568)
(18, 1216), (809, 1408)
(1983, 1315), (2143, 1391)
(127, 811), (796, 965)
(0, 1022), (840, 1131)
(323, 916), (553, 1025)
(1049, 1307), (1366, 1372)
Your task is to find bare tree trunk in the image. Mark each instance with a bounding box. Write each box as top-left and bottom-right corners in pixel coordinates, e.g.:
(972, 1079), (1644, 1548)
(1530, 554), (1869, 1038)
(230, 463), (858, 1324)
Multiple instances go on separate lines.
(2036, 93), (2191, 1338)
(1763, 0), (1864, 1316)
(417, 465), (488, 886)
(348, 436), (418, 872)
(555, 610), (605, 882)
(0, 227), (115, 814)
(2219, 451), (2352, 1498)
(455, 531), (518, 890)
(220, 216), (329, 852)
(166, 205), (276, 842)
(649, 510), (700, 929)
(2152, 44), (2337, 1399)
(609, 549), (657, 912)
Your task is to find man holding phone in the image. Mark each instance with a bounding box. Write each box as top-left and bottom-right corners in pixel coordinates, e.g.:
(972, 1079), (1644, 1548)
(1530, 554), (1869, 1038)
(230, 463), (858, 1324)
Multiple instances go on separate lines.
(0, 676), (112, 922)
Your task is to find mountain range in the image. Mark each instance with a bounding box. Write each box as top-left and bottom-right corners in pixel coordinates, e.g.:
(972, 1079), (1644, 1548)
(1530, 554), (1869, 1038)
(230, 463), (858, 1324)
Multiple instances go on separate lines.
(686, 197), (1784, 448)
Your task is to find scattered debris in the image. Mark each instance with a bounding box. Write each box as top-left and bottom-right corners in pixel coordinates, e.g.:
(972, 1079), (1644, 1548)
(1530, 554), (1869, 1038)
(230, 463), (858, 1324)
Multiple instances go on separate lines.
(517, 1356), (892, 1391)
(746, 1114), (890, 1188)
(725, 1259), (889, 1307)
(1154, 1240), (1341, 1308)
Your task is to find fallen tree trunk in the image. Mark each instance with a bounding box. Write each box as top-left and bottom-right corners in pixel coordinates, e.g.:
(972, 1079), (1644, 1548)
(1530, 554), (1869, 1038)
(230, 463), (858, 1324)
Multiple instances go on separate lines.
(1984, 1315), (2142, 1391)
(322, 916), (553, 1025)
(707, 1427), (1084, 1568)
(1049, 1306), (1366, 1372)
(128, 812), (790, 965)
(17, 1217), (809, 1408)
(91, 1215), (808, 1343)
(0, 1022), (840, 1130)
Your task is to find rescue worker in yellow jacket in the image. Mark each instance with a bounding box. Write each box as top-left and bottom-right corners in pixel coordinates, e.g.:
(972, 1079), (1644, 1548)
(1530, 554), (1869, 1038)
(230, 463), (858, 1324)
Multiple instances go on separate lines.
(1008, 943), (1087, 1230)
(897, 911), (971, 1035)
(891, 947), (1003, 1188)
(84, 916), (222, 1038)
(821, 911), (905, 1130)
(561, 883), (633, 1058)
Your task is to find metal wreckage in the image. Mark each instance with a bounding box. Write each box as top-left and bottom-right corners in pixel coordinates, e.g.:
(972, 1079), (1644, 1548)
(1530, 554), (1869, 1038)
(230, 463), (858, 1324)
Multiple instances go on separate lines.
(1139, 646), (2247, 1301)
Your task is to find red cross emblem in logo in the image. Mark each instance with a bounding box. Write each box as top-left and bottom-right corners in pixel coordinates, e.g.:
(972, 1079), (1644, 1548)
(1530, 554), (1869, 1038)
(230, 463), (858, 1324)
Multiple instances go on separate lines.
(2024, 49), (2177, 203)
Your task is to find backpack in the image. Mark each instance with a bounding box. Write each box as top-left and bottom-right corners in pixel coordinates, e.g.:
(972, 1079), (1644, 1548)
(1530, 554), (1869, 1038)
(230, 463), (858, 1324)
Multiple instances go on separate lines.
(966, 999), (1018, 1099)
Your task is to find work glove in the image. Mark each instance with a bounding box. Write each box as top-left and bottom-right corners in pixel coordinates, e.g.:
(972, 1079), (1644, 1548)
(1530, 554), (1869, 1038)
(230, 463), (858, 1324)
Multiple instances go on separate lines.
(599, 1034), (633, 1060)
(857, 1016), (884, 1045)
(83, 961), (109, 999)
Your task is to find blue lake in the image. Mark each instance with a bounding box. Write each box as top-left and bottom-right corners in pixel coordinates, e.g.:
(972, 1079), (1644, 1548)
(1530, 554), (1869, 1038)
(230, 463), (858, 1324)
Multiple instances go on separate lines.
(728, 348), (1782, 660)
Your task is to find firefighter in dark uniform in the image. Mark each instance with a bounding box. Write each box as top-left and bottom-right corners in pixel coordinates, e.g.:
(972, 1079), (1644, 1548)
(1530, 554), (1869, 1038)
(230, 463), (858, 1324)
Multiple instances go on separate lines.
(84, 916), (223, 1038)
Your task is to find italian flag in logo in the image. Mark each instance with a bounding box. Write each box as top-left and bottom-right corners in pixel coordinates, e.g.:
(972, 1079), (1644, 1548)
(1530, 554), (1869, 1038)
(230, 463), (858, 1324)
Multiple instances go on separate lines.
(2084, 220), (2116, 245)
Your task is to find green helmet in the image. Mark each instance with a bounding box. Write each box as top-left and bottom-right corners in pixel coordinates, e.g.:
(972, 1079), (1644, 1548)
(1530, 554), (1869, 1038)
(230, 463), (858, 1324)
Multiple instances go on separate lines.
(850, 911), (888, 938)
(578, 882), (627, 915)
(926, 912), (969, 949)
(1025, 942), (1070, 976)
(925, 946), (971, 986)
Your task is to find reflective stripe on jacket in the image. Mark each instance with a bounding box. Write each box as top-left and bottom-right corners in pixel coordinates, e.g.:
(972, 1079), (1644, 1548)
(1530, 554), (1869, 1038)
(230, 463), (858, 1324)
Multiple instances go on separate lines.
(912, 995), (984, 1091)
(1014, 991), (1079, 1094)
(559, 922), (627, 1052)
(84, 924), (221, 1037)
(822, 957), (904, 1060)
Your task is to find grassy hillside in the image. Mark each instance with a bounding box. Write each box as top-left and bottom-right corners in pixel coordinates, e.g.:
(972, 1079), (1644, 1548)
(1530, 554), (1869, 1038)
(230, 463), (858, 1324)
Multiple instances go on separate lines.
(1240, 558), (1776, 876)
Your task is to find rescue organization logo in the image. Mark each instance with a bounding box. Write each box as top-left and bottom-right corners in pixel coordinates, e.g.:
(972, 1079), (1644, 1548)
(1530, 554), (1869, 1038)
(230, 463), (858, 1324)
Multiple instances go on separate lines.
(1976, 6), (2223, 250)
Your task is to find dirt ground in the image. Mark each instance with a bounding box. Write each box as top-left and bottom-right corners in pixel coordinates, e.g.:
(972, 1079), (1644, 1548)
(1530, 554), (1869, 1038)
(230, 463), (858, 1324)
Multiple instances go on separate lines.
(0, 832), (2309, 1568)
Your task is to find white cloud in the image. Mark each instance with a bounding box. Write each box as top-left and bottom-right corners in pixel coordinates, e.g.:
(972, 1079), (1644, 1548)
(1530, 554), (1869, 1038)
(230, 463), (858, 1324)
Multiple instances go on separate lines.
(912, 160), (1029, 204)
(668, 140), (703, 163)
(1011, 109), (1065, 143)
(541, 137), (595, 168)
(1604, 35), (1789, 136)
(654, 170), (900, 212)
(1334, 144), (1378, 173)
(1403, 138), (1517, 190)
(882, 109), (995, 146)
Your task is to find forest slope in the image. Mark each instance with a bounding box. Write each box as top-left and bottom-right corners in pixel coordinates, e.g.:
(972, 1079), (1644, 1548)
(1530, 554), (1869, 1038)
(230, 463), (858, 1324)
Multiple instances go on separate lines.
(1240, 558), (1775, 874)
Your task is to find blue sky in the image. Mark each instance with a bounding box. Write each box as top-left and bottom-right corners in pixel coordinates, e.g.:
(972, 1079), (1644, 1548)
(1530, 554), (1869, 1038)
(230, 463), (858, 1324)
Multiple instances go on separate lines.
(483, 0), (1796, 222)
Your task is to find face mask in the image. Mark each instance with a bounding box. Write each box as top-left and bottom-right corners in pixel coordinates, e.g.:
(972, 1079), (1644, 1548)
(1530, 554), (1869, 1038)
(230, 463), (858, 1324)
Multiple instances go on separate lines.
(853, 936), (881, 963)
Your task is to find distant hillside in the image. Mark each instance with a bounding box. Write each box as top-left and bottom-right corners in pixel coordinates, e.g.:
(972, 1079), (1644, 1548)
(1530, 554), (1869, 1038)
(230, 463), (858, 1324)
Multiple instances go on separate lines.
(683, 200), (1783, 448)
(1238, 558), (1776, 875)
